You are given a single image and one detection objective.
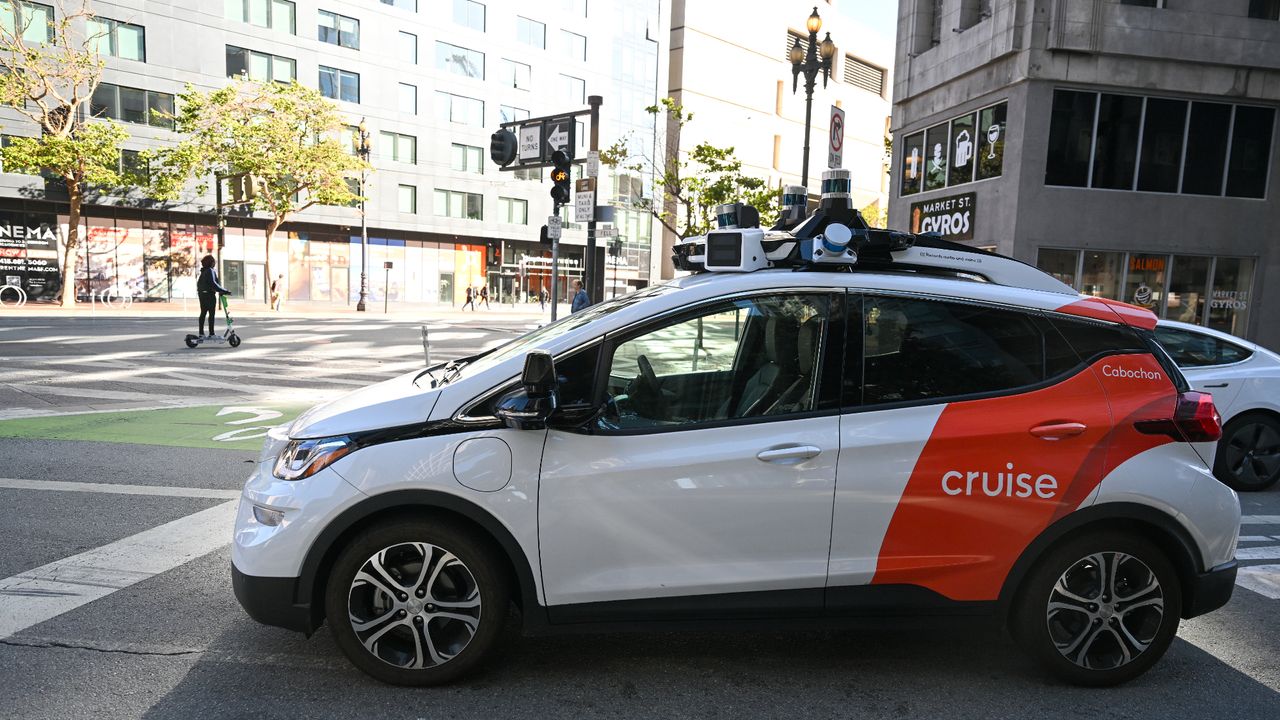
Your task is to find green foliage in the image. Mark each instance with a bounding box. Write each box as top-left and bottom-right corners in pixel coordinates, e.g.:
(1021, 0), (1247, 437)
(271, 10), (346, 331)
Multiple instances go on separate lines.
(0, 119), (128, 187)
(859, 202), (886, 229)
(603, 97), (778, 239)
(147, 79), (367, 221)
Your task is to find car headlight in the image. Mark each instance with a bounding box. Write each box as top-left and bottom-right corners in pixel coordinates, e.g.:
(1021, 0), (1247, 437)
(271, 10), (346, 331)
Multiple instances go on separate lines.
(273, 436), (355, 480)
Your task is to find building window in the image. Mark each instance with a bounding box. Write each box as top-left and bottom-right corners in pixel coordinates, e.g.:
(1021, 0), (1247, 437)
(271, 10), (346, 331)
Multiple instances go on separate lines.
(500, 105), (529, 123)
(398, 184), (417, 213)
(88, 17), (145, 61)
(1250, 0), (1280, 20)
(1181, 102), (1233, 196)
(399, 83), (417, 114)
(560, 74), (585, 105)
(900, 131), (924, 196)
(225, 0), (296, 34)
(958, 0), (991, 30)
(911, 0), (942, 54)
(1090, 93), (1143, 190)
(436, 41), (485, 79)
(498, 197), (528, 224)
(901, 101), (1006, 196)
(317, 10), (359, 49)
(451, 143), (483, 174)
(1227, 106), (1276, 199)
(1120, 0), (1163, 7)
(89, 83), (175, 129)
(947, 112), (977, 186)
(119, 148), (148, 182)
(378, 131), (417, 163)
(516, 16), (545, 48)
(318, 66), (359, 103)
(1136, 98), (1187, 193)
(380, 0), (417, 11)
(1, 1), (53, 44)
(1044, 90), (1097, 188)
(434, 189), (483, 220)
(561, 30), (586, 61)
(844, 55), (884, 96)
(399, 31), (417, 63)
(226, 45), (296, 82)
(435, 92), (484, 126)
(500, 59), (531, 90)
(514, 167), (540, 181)
(0, 135), (33, 173)
(453, 0), (485, 30)
(922, 122), (948, 192)
(561, 0), (587, 16)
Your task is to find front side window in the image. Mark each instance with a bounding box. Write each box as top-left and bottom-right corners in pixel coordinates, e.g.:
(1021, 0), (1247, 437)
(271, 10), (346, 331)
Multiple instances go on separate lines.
(860, 296), (1052, 406)
(600, 294), (832, 431)
(1154, 326), (1252, 367)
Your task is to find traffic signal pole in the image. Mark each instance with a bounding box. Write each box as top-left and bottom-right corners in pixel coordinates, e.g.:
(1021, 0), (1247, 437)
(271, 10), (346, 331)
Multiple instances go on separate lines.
(550, 205), (560, 322)
(586, 95), (602, 308)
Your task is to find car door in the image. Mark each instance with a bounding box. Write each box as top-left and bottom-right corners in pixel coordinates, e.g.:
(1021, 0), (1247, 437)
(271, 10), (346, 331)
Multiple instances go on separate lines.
(538, 291), (843, 620)
(827, 293), (1114, 605)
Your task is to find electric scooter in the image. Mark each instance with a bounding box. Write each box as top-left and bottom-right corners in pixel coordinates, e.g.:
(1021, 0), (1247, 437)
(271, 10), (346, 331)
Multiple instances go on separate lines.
(184, 294), (242, 348)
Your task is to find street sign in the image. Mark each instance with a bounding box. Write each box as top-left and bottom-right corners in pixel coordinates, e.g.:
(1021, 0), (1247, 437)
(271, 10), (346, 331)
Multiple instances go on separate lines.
(518, 125), (541, 162)
(586, 150), (600, 178)
(575, 189), (594, 223)
(543, 118), (574, 161)
(546, 215), (562, 240)
(829, 105), (845, 169)
(596, 225), (617, 238)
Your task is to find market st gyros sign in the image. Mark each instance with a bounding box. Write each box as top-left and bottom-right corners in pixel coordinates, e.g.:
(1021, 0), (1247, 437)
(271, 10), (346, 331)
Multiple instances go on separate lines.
(910, 192), (976, 242)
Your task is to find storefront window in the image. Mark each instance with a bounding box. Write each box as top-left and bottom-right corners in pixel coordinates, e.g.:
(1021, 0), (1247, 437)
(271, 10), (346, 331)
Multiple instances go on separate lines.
(923, 122), (949, 192)
(1208, 257), (1254, 336)
(1080, 250), (1123, 299)
(1123, 253), (1167, 313)
(1165, 255), (1210, 325)
(1036, 248), (1079, 288)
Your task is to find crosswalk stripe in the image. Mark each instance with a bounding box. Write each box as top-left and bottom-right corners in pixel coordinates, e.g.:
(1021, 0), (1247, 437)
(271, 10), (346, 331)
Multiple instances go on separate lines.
(0, 478), (240, 500)
(1235, 564), (1280, 600)
(0, 501), (236, 640)
(1241, 515), (1280, 525)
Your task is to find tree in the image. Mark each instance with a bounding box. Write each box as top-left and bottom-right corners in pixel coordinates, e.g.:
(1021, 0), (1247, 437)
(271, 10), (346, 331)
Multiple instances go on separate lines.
(0, 0), (132, 305)
(602, 98), (778, 240)
(147, 80), (366, 302)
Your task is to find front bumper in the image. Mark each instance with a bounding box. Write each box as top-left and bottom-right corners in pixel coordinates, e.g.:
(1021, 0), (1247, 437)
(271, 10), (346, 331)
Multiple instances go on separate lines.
(231, 563), (317, 634)
(1183, 560), (1238, 618)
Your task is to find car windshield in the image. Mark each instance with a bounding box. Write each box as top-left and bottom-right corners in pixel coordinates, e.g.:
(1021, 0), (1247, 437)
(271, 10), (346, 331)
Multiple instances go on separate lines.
(444, 284), (679, 383)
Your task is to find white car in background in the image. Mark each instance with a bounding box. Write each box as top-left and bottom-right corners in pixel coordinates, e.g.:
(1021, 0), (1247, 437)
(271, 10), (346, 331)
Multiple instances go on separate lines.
(1155, 320), (1280, 491)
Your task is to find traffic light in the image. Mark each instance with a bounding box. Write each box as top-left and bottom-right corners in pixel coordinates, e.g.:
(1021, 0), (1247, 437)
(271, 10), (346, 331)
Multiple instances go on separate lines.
(550, 150), (572, 205)
(539, 224), (552, 245)
(490, 129), (517, 167)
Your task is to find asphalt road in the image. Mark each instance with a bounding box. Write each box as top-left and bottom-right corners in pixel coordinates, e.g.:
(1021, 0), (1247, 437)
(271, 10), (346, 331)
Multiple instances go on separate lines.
(0, 316), (1277, 719)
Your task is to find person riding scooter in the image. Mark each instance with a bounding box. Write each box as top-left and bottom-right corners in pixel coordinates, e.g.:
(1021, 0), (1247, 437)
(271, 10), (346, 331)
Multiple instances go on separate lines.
(197, 255), (231, 339)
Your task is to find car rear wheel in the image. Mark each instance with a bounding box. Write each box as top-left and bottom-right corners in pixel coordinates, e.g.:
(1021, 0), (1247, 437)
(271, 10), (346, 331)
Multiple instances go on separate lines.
(1012, 532), (1181, 687)
(1215, 414), (1280, 492)
(325, 518), (509, 686)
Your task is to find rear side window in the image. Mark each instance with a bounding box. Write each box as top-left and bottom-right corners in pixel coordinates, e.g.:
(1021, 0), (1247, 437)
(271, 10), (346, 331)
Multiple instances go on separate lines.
(1048, 315), (1146, 365)
(860, 296), (1051, 406)
(1153, 326), (1253, 367)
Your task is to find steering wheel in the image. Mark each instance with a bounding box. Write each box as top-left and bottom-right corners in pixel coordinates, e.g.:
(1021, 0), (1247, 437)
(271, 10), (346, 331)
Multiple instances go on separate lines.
(637, 354), (659, 390)
(622, 354), (669, 421)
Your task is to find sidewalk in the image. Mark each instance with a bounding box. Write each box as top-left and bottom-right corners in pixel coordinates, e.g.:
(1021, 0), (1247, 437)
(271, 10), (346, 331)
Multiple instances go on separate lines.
(0, 298), (573, 322)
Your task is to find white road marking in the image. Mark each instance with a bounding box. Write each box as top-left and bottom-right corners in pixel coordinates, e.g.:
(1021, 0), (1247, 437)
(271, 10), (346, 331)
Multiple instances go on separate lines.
(1235, 564), (1280, 600)
(1241, 515), (1280, 525)
(1238, 535), (1274, 542)
(0, 477), (239, 500)
(1235, 545), (1280, 561)
(0, 500), (236, 639)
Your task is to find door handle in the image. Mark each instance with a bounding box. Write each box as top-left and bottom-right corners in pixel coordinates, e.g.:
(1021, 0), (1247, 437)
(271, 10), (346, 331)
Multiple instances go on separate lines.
(1202, 383), (1229, 388)
(756, 445), (821, 463)
(1029, 422), (1087, 440)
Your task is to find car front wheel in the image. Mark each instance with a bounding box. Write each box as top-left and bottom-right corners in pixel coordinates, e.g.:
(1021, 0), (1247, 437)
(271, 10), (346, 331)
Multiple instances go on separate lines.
(325, 518), (509, 686)
(1012, 532), (1181, 687)
(1215, 413), (1280, 492)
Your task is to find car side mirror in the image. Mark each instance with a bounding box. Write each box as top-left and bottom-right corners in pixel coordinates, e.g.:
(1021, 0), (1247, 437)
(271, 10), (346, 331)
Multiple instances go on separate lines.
(495, 351), (558, 430)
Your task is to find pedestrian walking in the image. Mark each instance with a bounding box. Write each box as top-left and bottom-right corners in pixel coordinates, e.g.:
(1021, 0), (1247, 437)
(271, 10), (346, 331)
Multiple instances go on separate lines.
(196, 255), (230, 338)
(571, 279), (590, 314)
(462, 286), (476, 311)
(479, 285), (490, 309)
(269, 274), (284, 311)
(539, 285), (547, 311)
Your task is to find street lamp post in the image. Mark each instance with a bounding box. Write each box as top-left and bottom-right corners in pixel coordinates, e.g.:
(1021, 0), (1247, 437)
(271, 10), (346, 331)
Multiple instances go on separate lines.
(789, 7), (836, 189)
(355, 118), (372, 312)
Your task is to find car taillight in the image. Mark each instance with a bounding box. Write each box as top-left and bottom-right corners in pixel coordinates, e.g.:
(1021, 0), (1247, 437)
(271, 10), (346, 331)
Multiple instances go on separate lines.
(1135, 391), (1222, 443)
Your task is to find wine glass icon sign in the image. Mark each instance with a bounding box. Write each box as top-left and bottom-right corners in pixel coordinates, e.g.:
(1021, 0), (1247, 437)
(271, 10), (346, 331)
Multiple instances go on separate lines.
(987, 123), (1001, 159)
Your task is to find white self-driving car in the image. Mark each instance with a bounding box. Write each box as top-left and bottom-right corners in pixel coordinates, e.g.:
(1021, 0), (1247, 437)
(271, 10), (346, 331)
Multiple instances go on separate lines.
(1154, 319), (1280, 492)
(232, 184), (1239, 688)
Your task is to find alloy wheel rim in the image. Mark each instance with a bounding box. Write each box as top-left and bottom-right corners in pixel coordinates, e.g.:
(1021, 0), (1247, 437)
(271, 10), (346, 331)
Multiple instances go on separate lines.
(347, 542), (481, 669)
(1045, 551), (1164, 670)
(1225, 423), (1280, 487)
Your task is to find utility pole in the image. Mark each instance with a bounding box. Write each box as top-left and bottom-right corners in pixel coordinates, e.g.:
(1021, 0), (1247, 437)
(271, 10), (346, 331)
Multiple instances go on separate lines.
(586, 95), (602, 307)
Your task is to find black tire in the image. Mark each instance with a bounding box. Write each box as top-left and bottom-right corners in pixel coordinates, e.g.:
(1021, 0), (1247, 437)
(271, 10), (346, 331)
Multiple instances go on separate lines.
(1214, 413), (1280, 492)
(1011, 531), (1181, 687)
(228, 333), (242, 348)
(325, 518), (509, 686)
(184, 334), (198, 349)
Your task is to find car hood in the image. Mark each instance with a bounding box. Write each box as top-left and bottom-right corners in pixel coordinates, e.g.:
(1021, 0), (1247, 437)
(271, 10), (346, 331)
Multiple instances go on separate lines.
(288, 370), (441, 439)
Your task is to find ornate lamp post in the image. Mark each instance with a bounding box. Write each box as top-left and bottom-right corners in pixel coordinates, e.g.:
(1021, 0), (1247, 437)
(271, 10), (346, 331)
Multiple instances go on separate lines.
(355, 118), (372, 312)
(789, 7), (836, 188)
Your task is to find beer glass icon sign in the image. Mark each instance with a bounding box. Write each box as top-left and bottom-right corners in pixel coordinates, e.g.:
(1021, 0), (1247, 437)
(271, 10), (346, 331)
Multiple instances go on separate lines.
(987, 123), (1001, 159)
(955, 130), (973, 167)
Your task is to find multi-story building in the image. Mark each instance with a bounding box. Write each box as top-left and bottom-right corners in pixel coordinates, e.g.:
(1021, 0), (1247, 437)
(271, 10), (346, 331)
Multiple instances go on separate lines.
(0, 0), (666, 307)
(888, 0), (1279, 345)
(662, 0), (893, 277)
